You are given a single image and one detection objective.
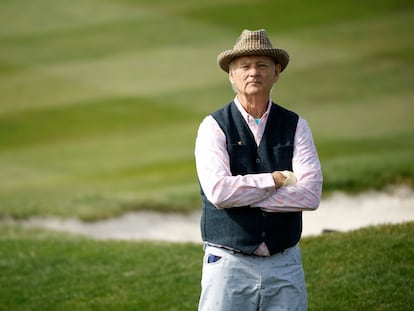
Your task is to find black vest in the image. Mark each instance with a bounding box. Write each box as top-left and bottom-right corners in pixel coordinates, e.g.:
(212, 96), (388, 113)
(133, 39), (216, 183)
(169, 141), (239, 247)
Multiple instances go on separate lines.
(200, 101), (302, 255)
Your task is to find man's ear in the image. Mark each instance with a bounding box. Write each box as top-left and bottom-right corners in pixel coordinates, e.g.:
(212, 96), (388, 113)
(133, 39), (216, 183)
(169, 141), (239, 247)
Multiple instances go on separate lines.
(229, 71), (234, 84)
(274, 63), (281, 82)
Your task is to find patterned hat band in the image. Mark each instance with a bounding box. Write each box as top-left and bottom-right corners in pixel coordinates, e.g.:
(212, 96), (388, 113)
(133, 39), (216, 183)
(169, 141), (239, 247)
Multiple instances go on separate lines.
(217, 29), (289, 73)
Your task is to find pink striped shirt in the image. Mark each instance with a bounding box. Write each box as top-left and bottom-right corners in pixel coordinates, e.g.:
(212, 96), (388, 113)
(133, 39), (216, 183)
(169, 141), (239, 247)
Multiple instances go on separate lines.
(195, 97), (322, 213)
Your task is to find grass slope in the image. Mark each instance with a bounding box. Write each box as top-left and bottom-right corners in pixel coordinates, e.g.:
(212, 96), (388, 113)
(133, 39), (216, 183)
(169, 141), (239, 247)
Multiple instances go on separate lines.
(0, 0), (413, 219)
(0, 222), (413, 310)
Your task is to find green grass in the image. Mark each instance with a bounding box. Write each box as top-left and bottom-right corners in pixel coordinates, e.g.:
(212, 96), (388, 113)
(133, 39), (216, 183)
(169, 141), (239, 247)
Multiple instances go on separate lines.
(1, 4), (412, 310)
(302, 222), (414, 310)
(0, 226), (202, 311)
(0, 0), (413, 220)
(0, 222), (412, 310)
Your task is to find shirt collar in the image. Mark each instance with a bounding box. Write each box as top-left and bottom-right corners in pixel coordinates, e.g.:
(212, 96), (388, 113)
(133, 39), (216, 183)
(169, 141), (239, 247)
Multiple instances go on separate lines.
(233, 96), (272, 123)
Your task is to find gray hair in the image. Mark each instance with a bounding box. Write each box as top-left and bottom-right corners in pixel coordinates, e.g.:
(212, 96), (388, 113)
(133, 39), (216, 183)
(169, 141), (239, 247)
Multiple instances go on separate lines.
(228, 60), (237, 93)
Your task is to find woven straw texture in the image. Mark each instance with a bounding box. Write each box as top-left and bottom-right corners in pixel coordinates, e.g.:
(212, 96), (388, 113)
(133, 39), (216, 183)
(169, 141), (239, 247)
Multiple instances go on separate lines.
(217, 29), (289, 73)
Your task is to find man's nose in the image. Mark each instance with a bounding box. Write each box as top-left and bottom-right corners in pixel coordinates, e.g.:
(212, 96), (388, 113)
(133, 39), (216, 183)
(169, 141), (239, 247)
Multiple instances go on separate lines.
(249, 66), (260, 76)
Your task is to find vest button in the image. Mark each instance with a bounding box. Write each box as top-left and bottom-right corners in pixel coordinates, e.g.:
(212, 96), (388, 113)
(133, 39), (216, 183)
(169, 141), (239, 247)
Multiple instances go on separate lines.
(261, 232), (266, 237)
(262, 212), (267, 217)
(256, 158), (261, 163)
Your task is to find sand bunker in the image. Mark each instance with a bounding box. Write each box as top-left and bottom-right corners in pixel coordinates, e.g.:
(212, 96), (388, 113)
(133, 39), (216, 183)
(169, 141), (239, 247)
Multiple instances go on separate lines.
(5, 186), (414, 243)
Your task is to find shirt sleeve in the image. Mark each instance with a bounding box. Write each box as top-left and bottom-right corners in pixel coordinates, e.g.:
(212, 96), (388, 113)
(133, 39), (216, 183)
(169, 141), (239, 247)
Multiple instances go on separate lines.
(252, 118), (323, 212)
(195, 115), (277, 208)
(194, 115), (323, 211)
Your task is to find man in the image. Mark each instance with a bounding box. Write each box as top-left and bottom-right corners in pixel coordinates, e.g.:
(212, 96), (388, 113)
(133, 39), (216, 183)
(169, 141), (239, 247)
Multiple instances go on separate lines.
(195, 29), (323, 311)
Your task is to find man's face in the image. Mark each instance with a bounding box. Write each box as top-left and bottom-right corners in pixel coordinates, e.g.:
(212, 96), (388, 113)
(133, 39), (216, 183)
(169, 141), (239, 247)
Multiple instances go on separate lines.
(229, 55), (281, 97)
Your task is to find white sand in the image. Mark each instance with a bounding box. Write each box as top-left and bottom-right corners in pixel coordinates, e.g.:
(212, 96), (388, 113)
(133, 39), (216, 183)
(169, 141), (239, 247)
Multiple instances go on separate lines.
(5, 186), (414, 243)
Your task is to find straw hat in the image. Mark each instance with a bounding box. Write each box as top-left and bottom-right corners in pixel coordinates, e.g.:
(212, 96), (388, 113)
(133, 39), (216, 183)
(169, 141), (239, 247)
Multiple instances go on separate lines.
(217, 29), (289, 73)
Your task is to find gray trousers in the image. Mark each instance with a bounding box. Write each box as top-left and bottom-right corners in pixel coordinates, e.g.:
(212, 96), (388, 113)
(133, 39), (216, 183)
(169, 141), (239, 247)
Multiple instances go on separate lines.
(198, 244), (307, 311)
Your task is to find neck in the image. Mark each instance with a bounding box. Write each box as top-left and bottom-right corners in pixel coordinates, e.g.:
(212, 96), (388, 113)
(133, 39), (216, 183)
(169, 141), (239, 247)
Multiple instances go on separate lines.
(237, 94), (269, 118)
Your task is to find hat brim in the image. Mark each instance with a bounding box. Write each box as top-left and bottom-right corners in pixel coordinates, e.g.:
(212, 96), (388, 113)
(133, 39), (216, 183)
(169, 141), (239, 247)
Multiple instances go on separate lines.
(217, 48), (289, 73)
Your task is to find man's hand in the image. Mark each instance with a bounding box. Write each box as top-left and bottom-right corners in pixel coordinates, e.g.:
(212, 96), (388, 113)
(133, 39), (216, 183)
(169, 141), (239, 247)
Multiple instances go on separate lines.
(271, 170), (297, 189)
(280, 170), (297, 186)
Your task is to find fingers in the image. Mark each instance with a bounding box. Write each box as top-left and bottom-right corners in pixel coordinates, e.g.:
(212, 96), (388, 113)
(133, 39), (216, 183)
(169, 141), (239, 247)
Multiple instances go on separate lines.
(280, 170), (297, 186)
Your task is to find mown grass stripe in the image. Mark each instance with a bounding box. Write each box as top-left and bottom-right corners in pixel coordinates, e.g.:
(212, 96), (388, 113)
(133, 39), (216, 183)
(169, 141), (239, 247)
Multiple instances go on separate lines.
(0, 0), (413, 219)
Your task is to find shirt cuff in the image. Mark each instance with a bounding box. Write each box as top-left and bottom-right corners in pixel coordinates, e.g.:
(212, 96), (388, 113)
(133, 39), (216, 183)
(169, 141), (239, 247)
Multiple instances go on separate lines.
(260, 173), (277, 196)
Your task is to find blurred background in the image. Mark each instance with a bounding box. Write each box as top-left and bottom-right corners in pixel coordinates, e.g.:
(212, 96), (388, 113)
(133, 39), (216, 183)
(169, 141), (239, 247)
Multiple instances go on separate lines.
(1, 0), (413, 221)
